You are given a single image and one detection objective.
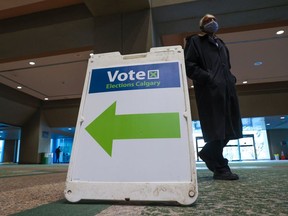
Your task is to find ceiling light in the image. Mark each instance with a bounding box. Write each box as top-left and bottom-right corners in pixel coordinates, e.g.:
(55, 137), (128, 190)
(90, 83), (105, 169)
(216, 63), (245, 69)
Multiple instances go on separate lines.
(29, 61), (36, 65)
(243, 81), (248, 84)
(44, 97), (49, 101)
(254, 61), (263, 66)
(276, 30), (284, 35)
(17, 86), (22, 89)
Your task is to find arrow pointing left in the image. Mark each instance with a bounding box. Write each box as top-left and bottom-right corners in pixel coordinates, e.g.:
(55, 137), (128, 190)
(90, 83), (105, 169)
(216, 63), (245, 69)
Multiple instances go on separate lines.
(85, 101), (181, 156)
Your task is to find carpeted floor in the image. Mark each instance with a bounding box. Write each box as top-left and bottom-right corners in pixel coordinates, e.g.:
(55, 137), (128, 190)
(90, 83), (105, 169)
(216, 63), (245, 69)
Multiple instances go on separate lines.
(0, 164), (68, 216)
(140, 161), (288, 216)
(1, 161), (288, 216)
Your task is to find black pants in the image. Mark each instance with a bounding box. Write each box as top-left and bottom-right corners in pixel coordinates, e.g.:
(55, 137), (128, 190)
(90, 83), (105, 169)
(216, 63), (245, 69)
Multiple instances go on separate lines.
(201, 140), (230, 172)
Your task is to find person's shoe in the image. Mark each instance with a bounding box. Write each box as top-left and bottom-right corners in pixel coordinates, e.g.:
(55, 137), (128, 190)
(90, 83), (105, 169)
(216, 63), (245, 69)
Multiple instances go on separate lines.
(198, 150), (215, 172)
(213, 171), (239, 180)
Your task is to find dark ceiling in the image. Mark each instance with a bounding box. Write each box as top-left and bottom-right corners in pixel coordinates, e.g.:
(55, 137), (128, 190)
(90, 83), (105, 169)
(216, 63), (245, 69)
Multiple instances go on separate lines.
(0, 0), (288, 139)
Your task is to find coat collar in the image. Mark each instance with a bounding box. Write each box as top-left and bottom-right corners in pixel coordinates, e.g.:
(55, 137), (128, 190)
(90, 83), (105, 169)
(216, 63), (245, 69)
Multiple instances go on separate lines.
(198, 32), (219, 46)
(198, 32), (207, 37)
(198, 32), (217, 38)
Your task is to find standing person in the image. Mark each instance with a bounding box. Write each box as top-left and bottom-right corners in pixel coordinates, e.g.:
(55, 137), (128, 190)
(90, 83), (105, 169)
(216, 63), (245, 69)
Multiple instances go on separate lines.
(55, 146), (61, 163)
(184, 14), (243, 180)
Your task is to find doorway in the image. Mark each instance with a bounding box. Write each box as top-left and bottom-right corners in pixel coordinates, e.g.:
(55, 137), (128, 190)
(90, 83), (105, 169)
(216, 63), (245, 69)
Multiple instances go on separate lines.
(196, 134), (257, 161)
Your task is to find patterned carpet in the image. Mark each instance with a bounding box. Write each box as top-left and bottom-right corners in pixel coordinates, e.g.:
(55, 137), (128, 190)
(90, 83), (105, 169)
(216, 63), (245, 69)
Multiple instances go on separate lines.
(0, 164), (67, 178)
(2, 161), (288, 216)
(141, 161), (288, 216)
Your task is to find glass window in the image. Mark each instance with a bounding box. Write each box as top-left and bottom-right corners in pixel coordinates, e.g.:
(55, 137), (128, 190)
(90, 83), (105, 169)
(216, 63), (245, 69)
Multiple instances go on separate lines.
(51, 138), (73, 163)
(192, 117), (271, 161)
(0, 140), (4, 162)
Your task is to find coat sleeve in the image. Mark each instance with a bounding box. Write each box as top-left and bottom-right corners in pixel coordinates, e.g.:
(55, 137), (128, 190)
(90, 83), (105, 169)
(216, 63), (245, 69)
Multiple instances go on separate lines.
(223, 40), (237, 83)
(184, 36), (211, 84)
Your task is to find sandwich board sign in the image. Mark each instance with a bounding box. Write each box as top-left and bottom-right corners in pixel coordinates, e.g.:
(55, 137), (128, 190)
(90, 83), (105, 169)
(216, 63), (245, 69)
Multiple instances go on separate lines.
(65, 46), (198, 205)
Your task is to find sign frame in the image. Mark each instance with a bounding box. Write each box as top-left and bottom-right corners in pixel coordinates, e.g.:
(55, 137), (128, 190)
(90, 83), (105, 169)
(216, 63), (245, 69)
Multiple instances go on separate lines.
(65, 46), (198, 205)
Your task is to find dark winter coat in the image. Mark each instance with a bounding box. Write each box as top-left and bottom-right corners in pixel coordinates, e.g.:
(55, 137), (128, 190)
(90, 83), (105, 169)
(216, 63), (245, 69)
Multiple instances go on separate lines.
(184, 34), (243, 142)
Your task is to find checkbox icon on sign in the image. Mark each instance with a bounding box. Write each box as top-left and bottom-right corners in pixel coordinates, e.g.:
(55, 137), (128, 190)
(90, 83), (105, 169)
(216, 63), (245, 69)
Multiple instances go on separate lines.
(148, 70), (159, 79)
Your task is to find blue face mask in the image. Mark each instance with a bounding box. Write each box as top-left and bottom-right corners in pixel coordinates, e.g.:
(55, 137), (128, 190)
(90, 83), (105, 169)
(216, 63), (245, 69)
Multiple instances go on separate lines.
(203, 20), (219, 34)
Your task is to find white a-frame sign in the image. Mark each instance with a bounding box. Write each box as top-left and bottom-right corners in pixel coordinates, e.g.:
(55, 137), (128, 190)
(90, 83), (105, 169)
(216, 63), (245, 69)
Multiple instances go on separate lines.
(65, 46), (198, 205)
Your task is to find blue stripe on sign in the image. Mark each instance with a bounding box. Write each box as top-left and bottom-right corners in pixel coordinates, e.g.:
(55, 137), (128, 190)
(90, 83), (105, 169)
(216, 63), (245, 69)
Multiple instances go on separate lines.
(88, 62), (181, 94)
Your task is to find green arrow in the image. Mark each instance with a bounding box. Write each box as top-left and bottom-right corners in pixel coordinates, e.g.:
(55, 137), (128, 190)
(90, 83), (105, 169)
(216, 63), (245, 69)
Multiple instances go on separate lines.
(85, 101), (181, 156)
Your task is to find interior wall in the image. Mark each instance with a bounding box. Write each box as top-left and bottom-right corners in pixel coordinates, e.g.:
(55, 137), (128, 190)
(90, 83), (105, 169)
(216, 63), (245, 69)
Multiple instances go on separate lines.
(38, 83), (288, 128)
(0, 4), (94, 60)
(0, 84), (40, 126)
(267, 129), (288, 159)
(38, 112), (51, 154)
(238, 92), (288, 118)
(19, 110), (41, 164)
(43, 106), (79, 128)
(93, 9), (152, 55)
(3, 139), (16, 162)
(0, 6), (154, 165)
(190, 83), (288, 120)
(1, 2), (287, 164)
(2, 79), (288, 128)
(92, 14), (122, 54)
(122, 9), (152, 54)
(0, 7), (153, 127)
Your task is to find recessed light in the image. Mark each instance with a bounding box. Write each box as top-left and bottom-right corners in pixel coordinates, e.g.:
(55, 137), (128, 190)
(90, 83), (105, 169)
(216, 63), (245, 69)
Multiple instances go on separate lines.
(44, 97), (49, 101)
(276, 30), (284, 35)
(254, 61), (263, 66)
(29, 61), (36, 65)
(17, 86), (22, 89)
(243, 81), (248, 84)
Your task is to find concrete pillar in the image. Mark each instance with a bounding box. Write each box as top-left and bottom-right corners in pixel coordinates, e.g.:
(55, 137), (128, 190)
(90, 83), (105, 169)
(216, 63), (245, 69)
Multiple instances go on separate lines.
(3, 140), (16, 163)
(19, 109), (51, 164)
(92, 9), (153, 55)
